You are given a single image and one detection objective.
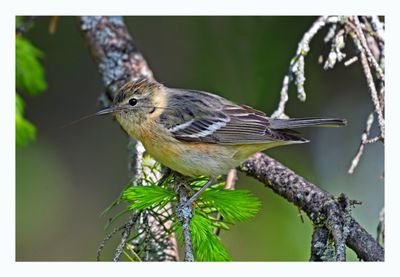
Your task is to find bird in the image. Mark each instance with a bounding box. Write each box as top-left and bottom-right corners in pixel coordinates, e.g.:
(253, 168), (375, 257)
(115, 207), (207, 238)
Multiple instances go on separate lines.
(97, 78), (346, 203)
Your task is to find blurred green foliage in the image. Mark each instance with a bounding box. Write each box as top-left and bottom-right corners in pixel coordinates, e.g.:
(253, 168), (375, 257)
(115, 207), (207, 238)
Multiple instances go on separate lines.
(16, 93), (36, 147)
(16, 35), (47, 95)
(16, 17), (47, 147)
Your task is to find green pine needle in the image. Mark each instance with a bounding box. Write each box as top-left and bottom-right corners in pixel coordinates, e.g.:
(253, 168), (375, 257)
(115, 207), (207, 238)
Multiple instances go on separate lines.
(108, 174), (261, 261)
(122, 186), (175, 211)
(175, 212), (231, 261)
(201, 188), (261, 223)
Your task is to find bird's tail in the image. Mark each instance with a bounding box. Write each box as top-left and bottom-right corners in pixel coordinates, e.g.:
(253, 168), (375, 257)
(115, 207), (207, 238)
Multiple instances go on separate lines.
(270, 117), (347, 129)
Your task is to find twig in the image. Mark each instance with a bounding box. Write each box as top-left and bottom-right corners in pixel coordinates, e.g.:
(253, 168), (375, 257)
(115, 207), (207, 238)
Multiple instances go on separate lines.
(174, 174), (195, 262)
(113, 213), (140, 261)
(368, 16), (385, 69)
(348, 113), (374, 174)
(272, 16), (338, 118)
(97, 224), (126, 261)
(323, 29), (346, 70)
(359, 50), (385, 139)
(352, 17), (384, 82)
(377, 208), (385, 244)
(225, 169), (237, 190)
(350, 17), (385, 142)
(214, 169), (238, 236)
(343, 17), (385, 176)
(239, 153), (384, 261)
(344, 56), (358, 67)
(48, 16), (59, 34)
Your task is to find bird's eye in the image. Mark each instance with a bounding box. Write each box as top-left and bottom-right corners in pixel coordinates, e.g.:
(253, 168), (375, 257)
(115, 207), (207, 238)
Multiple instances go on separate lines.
(128, 98), (138, 106)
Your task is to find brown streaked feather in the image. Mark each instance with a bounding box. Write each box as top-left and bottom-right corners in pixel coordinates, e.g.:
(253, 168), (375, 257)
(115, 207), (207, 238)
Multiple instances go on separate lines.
(159, 88), (307, 145)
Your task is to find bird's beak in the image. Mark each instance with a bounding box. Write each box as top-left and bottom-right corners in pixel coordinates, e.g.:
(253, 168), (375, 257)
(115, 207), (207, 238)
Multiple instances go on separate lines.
(96, 106), (115, 115)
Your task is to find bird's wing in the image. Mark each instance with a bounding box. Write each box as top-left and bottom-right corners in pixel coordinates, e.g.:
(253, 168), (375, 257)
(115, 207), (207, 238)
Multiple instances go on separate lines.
(158, 88), (306, 145)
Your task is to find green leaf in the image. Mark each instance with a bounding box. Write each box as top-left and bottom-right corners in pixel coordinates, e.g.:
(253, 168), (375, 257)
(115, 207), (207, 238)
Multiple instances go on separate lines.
(16, 35), (47, 95)
(122, 186), (175, 211)
(201, 188), (261, 223)
(16, 94), (36, 147)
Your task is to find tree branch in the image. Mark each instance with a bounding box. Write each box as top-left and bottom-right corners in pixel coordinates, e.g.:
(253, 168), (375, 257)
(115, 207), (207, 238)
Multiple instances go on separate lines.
(79, 16), (179, 262)
(310, 227), (330, 261)
(239, 153), (384, 261)
(174, 174), (195, 262)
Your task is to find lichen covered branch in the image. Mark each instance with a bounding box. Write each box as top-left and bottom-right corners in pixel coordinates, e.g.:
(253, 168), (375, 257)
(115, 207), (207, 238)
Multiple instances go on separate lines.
(79, 16), (178, 262)
(239, 153), (384, 261)
(272, 16), (338, 118)
(310, 227), (330, 261)
(174, 174), (195, 262)
(80, 16), (153, 99)
(348, 113), (375, 174)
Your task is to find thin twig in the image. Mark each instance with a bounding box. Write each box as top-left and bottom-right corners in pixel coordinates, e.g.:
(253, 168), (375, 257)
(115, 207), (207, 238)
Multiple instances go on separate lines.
(48, 16), (59, 34)
(344, 56), (358, 67)
(323, 29), (346, 70)
(348, 113), (374, 174)
(225, 169), (238, 190)
(97, 224), (126, 261)
(353, 17), (385, 82)
(359, 50), (385, 138)
(368, 16), (385, 69)
(214, 169), (238, 236)
(345, 17), (385, 175)
(113, 213), (140, 261)
(272, 16), (337, 118)
(377, 208), (385, 244)
(174, 175), (195, 262)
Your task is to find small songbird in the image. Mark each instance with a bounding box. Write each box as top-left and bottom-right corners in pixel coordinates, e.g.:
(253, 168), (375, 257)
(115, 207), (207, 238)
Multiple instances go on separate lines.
(97, 79), (346, 201)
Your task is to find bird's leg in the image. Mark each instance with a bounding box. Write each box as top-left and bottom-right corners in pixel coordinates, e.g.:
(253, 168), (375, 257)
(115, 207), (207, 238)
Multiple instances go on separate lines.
(184, 177), (216, 207)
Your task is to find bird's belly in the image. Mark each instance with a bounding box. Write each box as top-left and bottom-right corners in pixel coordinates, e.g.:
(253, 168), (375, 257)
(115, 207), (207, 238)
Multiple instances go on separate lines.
(143, 141), (240, 177)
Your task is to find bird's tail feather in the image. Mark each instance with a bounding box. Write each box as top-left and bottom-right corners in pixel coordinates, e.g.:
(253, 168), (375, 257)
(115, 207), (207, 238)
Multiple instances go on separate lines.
(270, 117), (347, 129)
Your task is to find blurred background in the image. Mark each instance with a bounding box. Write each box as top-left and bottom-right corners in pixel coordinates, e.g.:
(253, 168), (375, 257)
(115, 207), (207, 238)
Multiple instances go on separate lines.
(16, 16), (384, 261)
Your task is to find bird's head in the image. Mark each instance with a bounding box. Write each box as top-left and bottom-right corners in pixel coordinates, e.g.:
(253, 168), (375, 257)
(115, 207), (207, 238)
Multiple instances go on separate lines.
(97, 78), (165, 132)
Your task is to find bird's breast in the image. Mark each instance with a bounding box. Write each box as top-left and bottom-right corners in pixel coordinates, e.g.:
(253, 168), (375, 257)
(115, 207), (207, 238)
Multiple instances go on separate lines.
(141, 136), (240, 177)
